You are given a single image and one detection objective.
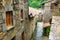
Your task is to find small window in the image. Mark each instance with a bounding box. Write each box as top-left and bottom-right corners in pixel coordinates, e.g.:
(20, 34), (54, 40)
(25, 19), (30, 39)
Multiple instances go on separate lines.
(41, 3), (45, 9)
(24, 0), (28, 3)
(20, 9), (23, 19)
(22, 31), (25, 40)
(6, 11), (13, 29)
(51, 3), (54, 9)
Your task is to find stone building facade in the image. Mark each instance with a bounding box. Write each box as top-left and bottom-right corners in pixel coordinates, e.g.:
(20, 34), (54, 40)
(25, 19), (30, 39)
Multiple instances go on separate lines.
(41, 0), (52, 23)
(41, 0), (60, 23)
(0, 0), (30, 40)
(0, 0), (36, 40)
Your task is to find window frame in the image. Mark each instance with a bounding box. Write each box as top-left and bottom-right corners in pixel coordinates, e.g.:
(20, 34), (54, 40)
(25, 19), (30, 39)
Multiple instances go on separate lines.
(5, 11), (14, 30)
(20, 9), (23, 19)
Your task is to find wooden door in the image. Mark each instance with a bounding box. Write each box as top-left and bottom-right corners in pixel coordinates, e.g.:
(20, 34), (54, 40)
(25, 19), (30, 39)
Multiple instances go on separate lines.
(6, 11), (13, 27)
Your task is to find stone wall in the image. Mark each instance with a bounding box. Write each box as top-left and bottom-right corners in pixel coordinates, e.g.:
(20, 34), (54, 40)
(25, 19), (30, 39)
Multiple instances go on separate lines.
(24, 17), (37, 40)
(42, 0), (60, 23)
(0, 0), (36, 40)
(43, 1), (52, 22)
(52, 1), (60, 16)
(0, 0), (26, 40)
(49, 16), (60, 40)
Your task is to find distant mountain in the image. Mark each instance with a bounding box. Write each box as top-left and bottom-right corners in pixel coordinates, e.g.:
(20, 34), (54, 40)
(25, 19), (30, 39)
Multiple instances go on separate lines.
(28, 0), (47, 9)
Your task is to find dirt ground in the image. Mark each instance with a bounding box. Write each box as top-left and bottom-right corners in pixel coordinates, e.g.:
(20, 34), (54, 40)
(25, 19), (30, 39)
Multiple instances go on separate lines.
(42, 36), (49, 40)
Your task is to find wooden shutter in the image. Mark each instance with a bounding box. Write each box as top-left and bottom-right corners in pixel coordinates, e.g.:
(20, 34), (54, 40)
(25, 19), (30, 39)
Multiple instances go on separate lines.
(6, 11), (13, 27)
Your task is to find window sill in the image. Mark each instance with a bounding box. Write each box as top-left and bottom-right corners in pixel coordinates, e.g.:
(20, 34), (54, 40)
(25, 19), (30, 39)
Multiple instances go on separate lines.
(6, 26), (14, 31)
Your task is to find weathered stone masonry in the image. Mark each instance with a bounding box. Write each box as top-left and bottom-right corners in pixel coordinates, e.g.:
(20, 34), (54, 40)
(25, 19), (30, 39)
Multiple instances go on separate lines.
(0, 0), (29, 40)
(0, 0), (36, 40)
(41, 0), (60, 23)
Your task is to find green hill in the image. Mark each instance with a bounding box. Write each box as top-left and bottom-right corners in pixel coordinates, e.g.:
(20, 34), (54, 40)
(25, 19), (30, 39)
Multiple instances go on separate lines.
(28, 0), (47, 9)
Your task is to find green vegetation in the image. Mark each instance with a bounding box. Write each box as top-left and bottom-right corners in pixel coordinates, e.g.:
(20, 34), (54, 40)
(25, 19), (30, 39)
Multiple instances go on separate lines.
(46, 26), (50, 34)
(43, 26), (51, 36)
(28, 0), (47, 9)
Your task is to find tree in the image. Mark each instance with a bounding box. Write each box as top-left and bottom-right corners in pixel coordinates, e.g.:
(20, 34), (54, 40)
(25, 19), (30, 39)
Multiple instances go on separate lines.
(28, 0), (47, 9)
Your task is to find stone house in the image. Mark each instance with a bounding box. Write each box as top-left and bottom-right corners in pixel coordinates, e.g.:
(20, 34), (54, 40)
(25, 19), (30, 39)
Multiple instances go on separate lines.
(0, 0), (35, 40)
(41, 0), (60, 23)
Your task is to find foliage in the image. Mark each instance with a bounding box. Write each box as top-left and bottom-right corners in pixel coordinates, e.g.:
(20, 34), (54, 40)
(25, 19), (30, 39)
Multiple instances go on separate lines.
(28, 0), (47, 9)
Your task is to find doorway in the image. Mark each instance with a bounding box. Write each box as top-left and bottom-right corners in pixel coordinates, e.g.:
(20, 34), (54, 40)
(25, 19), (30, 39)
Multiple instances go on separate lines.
(11, 36), (16, 40)
(22, 31), (25, 40)
(6, 11), (13, 27)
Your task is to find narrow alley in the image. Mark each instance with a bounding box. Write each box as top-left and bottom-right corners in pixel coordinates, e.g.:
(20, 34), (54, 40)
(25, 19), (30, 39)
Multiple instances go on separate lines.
(0, 0), (60, 40)
(29, 7), (49, 40)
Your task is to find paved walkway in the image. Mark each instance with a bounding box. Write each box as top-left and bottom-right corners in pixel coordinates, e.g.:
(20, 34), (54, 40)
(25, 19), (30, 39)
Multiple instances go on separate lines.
(29, 7), (49, 40)
(30, 22), (49, 40)
(42, 36), (49, 40)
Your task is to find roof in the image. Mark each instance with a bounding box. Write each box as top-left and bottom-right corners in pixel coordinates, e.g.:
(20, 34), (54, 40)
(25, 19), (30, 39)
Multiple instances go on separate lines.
(41, 0), (56, 5)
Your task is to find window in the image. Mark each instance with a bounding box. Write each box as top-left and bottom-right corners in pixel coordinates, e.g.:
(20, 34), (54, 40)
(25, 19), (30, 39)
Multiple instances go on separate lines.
(41, 3), (45, 9)
(6, 11), (13, 29)
(20, 9), (23, 19)
(51, 3), (54, 9)
(24, 0), (28, 3)
(50, 3), (54, 12)
(22, 31), (25, 40)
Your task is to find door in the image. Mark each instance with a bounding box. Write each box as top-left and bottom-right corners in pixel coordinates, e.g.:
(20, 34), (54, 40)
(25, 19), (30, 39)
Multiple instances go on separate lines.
(6, 11), (13, 27)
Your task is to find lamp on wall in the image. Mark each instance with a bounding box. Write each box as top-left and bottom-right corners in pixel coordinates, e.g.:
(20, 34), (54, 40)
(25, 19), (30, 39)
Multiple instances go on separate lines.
(28, 13), (34, 20)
